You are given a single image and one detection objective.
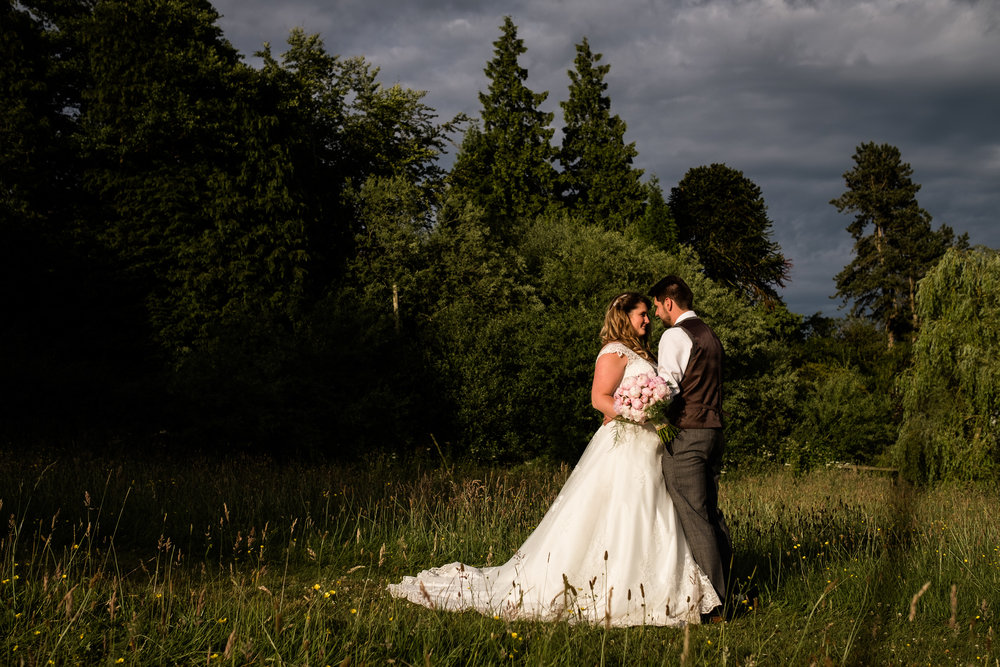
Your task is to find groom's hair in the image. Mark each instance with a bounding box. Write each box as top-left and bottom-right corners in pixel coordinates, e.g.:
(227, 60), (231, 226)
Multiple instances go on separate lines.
(649, 275), (694, 310)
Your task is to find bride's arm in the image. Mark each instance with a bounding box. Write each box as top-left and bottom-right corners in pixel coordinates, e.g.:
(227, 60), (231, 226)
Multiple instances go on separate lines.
(591, 353), (627, 425)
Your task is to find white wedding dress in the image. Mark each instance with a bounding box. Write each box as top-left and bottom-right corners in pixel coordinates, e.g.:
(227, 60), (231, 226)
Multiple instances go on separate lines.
(388, 342), (721, 626)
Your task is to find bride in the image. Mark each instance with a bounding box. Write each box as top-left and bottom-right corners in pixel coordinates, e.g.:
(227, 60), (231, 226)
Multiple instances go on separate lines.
(388, 292), (720, 626)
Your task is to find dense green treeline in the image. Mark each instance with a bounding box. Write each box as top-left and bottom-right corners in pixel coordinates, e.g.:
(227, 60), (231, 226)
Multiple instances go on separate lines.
(2, 3), (992, 479)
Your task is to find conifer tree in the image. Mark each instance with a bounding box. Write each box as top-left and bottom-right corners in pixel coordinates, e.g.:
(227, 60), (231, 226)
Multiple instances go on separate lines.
(669, 163), (789, 303)
(634, 176), (677, 252)
(449, 16), (556, 239)
(831, 142), (966, 346)
(559, 37), (644, 232)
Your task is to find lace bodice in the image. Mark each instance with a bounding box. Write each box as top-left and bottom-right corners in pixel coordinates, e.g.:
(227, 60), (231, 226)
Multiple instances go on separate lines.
(597, 342), (656, 383)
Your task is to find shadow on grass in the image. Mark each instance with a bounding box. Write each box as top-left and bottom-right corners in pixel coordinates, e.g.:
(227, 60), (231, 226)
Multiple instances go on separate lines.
(723, 469), (926, 659)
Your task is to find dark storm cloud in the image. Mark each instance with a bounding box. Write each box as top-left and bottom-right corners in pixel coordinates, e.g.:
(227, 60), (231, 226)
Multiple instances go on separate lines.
(213, 0), (1000, 316)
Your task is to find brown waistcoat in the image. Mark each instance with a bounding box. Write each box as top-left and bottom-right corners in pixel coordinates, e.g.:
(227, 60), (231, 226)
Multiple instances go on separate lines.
(672, 318), (724, 429)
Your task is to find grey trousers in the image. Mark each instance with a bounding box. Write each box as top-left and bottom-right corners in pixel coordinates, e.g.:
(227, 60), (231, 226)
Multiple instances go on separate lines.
(661, 427), (732, 603)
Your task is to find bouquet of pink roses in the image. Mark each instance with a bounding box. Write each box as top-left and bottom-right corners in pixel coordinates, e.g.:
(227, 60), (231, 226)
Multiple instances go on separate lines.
(613, 372), (680, 444)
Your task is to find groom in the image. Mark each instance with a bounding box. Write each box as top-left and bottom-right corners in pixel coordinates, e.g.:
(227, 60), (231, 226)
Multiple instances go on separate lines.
(649, 275), (733, 618)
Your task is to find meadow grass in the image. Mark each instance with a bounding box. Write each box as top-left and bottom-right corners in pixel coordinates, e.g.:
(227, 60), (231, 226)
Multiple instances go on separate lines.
(2, 448), (998, 665)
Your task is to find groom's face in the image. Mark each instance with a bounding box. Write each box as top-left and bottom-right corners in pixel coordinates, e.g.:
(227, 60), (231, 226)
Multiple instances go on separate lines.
(653, 297), (671, 324)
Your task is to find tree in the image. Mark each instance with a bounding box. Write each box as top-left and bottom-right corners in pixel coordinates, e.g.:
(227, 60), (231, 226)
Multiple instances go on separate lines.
(669, 164), (790, 303)
(257, 32), (447, 294)
(558, 37), (643, 231)
(633, 176), (677, 252)
(449, 16), (556, 239)
(1, 1), (74, 224)
(788, 364), (896, 471)
(346, 175), (433, 330)
(1, 1), (162, 440)
(831, 142), (966, 346)
(76, 0), (315, 358)
(1, 0), (91, 242)
(894, 248), (1000, 482)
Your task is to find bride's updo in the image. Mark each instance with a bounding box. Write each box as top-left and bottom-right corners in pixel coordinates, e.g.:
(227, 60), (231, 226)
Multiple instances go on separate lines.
(600, 291), (655, 363)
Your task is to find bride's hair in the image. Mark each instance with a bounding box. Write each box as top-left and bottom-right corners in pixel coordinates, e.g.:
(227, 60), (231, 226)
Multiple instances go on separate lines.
(600, 292), (655, 363)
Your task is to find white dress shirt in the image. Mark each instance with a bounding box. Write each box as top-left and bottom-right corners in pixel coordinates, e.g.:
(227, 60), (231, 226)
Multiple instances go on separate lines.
(657, 310), (698, 392)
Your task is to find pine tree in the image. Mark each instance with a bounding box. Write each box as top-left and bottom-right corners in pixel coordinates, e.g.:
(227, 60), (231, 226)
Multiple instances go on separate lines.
(831, 142), (966, 346)
(449, 16), (556, 239)
(669, 163), (789, 303)
(634, 176), (677, 252)
(559, 37), (643, 231)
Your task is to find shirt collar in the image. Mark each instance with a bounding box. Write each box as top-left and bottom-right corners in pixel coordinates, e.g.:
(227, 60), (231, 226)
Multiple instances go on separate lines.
(674, 310), (698, 324)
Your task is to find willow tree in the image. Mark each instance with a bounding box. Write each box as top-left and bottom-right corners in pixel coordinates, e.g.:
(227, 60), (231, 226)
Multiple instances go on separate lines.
(894, 247), (1000, 483)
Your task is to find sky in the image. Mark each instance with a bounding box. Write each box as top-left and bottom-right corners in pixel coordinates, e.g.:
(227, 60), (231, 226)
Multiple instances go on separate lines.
(211, 0), (1000, 316)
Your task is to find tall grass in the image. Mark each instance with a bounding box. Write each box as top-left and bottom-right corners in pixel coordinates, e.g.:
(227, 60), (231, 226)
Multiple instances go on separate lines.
(2, 450), (998, 665)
